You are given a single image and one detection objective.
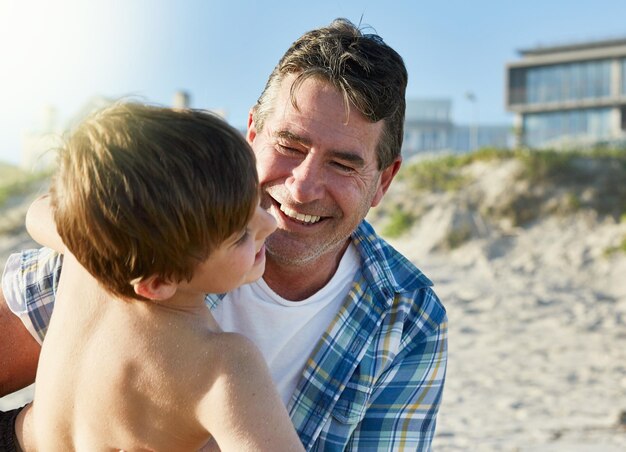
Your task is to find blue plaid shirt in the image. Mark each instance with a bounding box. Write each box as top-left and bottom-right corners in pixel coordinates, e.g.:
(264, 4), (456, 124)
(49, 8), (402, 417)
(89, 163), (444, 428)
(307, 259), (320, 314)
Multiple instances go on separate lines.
(3, 220), (447, 451)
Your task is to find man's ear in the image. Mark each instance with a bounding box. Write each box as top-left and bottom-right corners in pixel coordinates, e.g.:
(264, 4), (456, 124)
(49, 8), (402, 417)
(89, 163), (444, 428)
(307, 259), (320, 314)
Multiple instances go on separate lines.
(371, 157), (402, 208)
(132, 275), (177, 301)
(246, 108), (257, 145)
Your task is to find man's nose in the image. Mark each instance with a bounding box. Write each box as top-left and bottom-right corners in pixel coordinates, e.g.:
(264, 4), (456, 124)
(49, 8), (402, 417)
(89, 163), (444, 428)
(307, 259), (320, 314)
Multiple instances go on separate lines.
(285, 158), (325, 203)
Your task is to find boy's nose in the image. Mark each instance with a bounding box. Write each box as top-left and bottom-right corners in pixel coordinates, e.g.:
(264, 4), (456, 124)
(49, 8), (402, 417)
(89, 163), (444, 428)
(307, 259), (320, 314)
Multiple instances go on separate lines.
(257, 207), (277, 239)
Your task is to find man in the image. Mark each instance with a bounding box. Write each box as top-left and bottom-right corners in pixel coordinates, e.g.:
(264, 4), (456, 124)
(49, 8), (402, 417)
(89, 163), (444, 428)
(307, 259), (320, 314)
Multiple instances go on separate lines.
(1, 18), (447, 450)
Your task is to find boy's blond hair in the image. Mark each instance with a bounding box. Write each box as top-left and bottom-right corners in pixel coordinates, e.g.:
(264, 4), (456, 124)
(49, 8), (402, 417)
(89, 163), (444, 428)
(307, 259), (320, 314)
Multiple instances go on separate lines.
(51, 103), (258, 300)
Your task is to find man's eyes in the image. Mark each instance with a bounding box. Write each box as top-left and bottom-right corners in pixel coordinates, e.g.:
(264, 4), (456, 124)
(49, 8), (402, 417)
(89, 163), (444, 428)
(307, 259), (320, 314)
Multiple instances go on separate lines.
(276, 144), (355, 173)
(330, 161), (355, 173)
(277, 144), (302, 154)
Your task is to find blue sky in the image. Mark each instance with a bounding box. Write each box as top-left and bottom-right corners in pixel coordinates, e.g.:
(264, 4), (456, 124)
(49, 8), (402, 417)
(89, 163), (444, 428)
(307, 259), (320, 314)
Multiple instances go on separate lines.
(2, 0), (626, 165)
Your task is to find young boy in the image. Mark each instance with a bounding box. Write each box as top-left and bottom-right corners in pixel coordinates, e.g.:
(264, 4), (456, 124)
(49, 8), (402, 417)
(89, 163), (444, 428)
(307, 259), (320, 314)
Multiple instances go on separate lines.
(10, 103), (304, 451)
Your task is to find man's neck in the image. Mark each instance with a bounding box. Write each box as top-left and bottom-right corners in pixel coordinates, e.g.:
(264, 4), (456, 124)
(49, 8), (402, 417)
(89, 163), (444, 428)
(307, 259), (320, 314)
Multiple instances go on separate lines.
(262, 242), (350, 301)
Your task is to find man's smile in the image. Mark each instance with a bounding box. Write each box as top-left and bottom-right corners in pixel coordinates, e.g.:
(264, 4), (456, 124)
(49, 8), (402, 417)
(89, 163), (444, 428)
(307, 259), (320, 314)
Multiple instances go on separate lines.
(279, 204), (322, 225)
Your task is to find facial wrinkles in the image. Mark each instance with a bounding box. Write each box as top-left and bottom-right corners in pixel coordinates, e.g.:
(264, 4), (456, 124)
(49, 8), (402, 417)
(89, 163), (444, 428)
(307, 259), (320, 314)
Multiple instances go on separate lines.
(262, 127), (377, 235)
(258, 129), (336, 224)
(264, 128), (375, 201)
(261, 175), (379, 268)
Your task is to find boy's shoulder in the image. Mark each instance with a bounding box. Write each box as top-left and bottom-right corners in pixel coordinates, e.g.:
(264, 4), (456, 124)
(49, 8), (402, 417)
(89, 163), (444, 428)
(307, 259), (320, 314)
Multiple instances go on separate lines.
(202, 332), (267, 375)
(194, 332), (270, 393)
(166, 330), (267, 390)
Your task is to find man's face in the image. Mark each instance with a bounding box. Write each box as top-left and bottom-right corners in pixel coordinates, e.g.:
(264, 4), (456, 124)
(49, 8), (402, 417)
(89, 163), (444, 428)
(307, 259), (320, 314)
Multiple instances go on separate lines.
(247, 75), (399, 268)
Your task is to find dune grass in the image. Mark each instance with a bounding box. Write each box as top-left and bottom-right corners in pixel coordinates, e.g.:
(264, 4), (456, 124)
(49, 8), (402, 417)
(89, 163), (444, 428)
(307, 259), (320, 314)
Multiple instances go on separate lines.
(399, 147), (626, 193)
(383, 147), (626, 248)
(0, 163), (51, 208)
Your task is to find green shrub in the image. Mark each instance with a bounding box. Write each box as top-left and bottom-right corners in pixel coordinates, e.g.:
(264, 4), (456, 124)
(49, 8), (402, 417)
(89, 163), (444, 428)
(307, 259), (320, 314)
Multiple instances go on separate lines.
(381, 209), (414, 238)
(512, 149), (572, 182)
(399, 148), (517, 193)
(564, 191), (581, 212)
(400, 157), (468, 192)
(605, 235), (626, 256)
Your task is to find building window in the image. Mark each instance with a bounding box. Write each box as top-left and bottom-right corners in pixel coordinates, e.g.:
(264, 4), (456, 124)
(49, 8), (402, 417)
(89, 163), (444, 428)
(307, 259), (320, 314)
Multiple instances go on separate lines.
(524, 108), (612, 147)
(509, 67), (527, 105)
(517, 59), (612, 106)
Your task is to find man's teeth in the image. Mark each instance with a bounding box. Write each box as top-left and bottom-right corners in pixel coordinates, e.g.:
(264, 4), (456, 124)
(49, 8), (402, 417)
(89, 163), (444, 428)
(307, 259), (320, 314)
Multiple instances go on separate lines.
(279, 205), (321, 224)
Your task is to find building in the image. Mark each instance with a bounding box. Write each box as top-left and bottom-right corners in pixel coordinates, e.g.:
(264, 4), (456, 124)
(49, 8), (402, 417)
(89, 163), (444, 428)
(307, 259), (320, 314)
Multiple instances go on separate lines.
(402, 98), (512, 159)
(506, 37), (626, 149)
(402, 99), (453, 155)
(20, 96), (115, 171)
(20, 105), (63, 171)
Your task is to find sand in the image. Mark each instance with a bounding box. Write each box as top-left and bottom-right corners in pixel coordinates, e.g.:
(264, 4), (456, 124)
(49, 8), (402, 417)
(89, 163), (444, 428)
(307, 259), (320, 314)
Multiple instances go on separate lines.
(385, 211), (626, 451)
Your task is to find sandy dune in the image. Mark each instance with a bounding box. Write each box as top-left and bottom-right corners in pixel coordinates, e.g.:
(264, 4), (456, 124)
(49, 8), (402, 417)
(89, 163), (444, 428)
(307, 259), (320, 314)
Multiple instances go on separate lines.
(386, 211), (626, 451)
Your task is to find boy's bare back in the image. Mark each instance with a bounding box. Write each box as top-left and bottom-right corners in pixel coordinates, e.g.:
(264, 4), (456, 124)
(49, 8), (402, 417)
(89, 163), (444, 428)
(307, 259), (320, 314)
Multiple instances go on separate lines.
(29, 254), (298, 451)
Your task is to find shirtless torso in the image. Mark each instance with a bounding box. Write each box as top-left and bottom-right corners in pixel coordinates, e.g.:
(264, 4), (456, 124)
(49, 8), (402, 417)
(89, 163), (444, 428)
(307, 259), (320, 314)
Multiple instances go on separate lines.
(25, 254), (300, 451)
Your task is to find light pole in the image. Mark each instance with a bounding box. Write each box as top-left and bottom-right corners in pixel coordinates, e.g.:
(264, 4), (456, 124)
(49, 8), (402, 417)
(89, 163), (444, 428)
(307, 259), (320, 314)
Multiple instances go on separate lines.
(465, 91), (479, 152)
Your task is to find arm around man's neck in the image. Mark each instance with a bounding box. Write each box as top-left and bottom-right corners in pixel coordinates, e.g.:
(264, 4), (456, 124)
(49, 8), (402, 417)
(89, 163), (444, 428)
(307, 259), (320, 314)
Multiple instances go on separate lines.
(25, 194), (65, 253)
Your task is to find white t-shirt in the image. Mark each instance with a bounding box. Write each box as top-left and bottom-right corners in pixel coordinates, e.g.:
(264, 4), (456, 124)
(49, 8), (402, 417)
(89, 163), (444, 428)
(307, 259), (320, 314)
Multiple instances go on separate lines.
(212, 243), (360, 406)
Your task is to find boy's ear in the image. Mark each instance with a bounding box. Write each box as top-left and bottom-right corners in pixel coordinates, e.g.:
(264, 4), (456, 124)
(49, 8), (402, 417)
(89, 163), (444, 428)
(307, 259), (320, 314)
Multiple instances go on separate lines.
(132, 275), (177, 300)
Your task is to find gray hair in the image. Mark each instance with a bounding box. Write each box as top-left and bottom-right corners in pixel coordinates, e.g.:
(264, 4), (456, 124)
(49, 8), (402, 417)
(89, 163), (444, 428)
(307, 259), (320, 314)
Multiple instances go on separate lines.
(253, 18), (408, 169)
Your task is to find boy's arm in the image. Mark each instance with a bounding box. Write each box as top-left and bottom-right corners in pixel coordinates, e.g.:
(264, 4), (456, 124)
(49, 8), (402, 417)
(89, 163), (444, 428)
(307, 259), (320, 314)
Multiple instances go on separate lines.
(0, 287), (41, 396)
(25, 194), (65, 252)
(200, 334), (304, 452)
